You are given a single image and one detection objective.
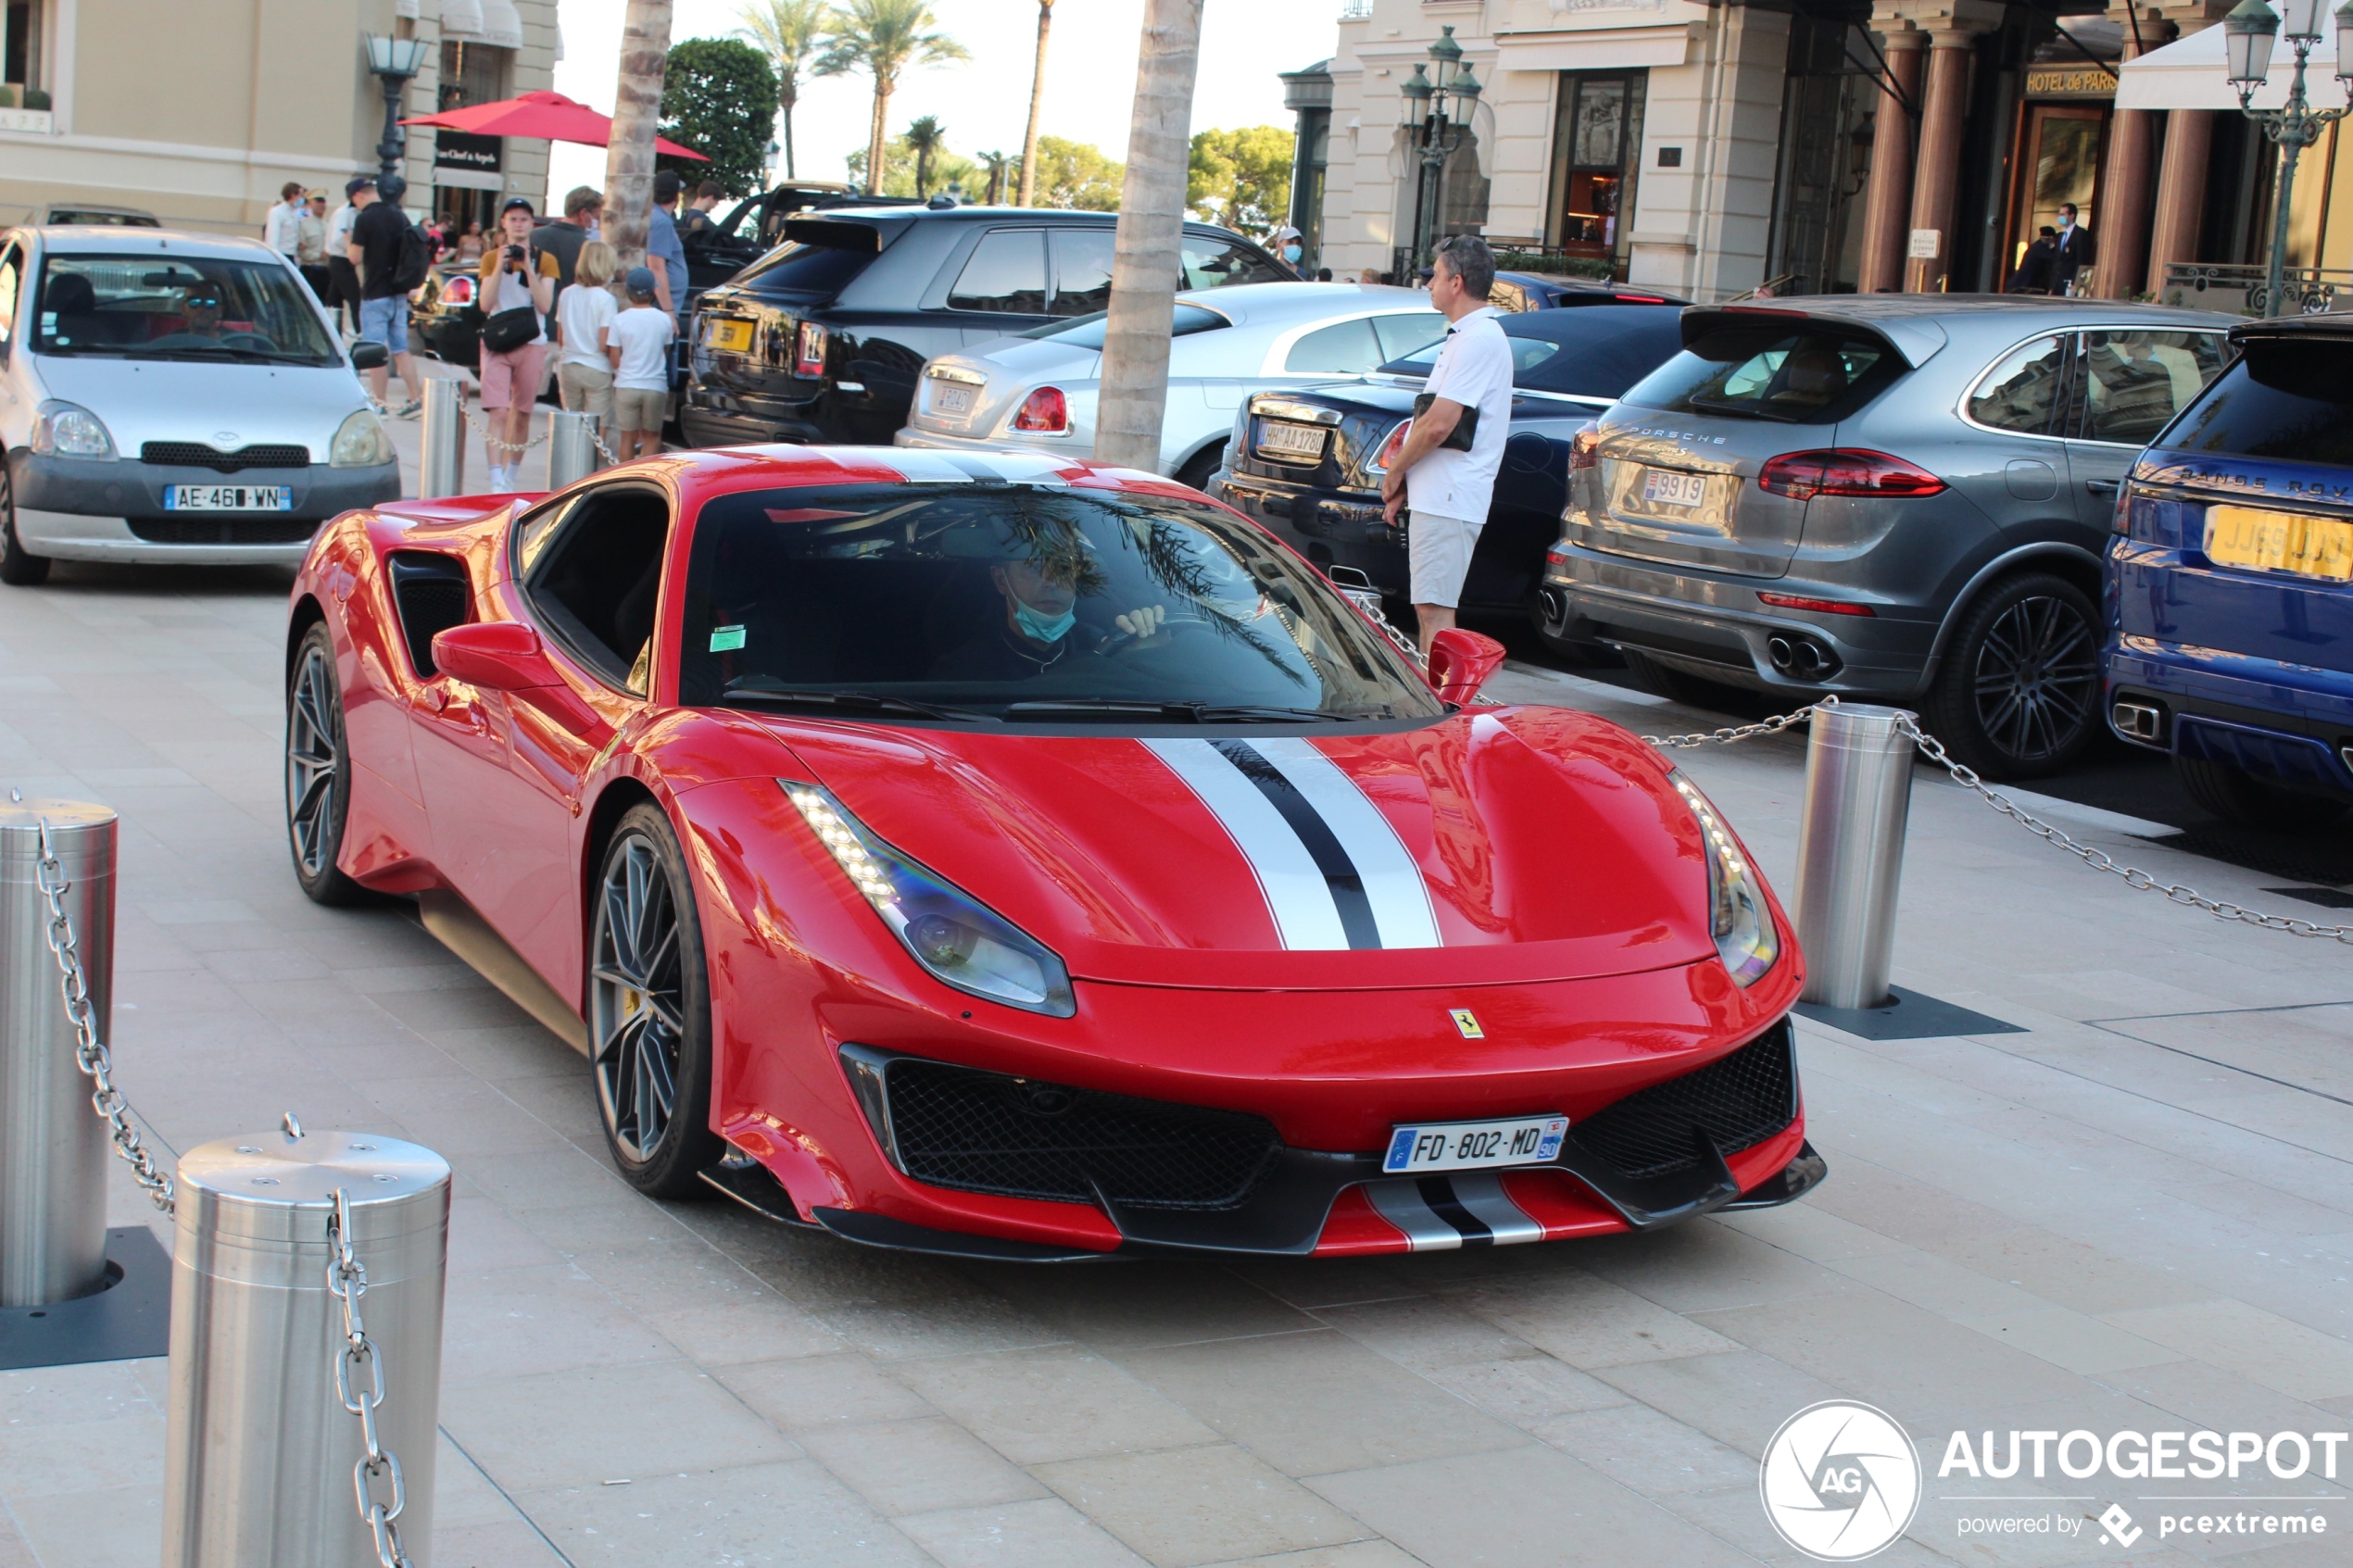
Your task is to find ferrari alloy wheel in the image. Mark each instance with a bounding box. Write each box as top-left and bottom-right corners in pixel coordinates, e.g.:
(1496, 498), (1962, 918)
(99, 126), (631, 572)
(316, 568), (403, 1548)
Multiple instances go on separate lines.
(1929, 573), (2099, 782)
(0, 466), (50, 587)
(285, 622), (365, 905)
(590, 805), (723, 1197)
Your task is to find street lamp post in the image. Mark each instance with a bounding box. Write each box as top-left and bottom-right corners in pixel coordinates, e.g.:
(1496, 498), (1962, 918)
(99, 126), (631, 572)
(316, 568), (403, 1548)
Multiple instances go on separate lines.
(2224, 0), (2353, 315)
(1394, 26), (1481, 280)
(363, 34), (434, 202)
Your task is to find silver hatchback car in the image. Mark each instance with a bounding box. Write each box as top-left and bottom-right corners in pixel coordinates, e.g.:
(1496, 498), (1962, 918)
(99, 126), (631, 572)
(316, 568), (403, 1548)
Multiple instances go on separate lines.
(1541, 296), (2238, 778)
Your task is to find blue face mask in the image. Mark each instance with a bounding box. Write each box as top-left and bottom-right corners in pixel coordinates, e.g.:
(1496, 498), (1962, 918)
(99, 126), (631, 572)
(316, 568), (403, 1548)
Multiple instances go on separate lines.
(1282, 245), (1302, 263)
(1011, 597), (1076, 644)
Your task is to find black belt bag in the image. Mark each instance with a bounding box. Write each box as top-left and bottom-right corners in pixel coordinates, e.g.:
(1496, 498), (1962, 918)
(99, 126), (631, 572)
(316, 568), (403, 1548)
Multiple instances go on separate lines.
(1412, 392), (1478, 452)
(480, 304), (540, 355)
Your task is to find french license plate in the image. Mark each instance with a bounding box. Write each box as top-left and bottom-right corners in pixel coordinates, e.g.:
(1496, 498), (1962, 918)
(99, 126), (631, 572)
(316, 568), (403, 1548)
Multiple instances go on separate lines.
(705, 318), (754, 353)
(1257, 421), (1326, 460)
(165, 485), (291, 512)
(933, 383), (975, 415)
(1642, 468), (1707, 508)
(1383, 1113), (1569, 1175)
(2204, 503), (2353, 582)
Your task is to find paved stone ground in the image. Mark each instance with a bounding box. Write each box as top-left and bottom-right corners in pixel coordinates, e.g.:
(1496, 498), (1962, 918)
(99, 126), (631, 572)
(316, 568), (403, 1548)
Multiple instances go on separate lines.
(3, 559), (2351, 1568)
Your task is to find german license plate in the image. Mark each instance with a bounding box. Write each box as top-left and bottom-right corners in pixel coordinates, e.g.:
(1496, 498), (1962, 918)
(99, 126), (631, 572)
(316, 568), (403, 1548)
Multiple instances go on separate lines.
(1383, 1113), (1568, 1175)
(1257, 421), (1326, 460)
(933, 383), (975, 415)
(705, 318), (754, 353)
(1642, 468), (1707, 508)
(165, 485), (291, 511)
(2204, 503), (2353, 581)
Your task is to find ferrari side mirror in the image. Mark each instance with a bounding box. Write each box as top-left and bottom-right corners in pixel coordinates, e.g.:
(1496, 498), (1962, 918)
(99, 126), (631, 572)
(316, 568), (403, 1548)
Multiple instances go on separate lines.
(1427, 627), (1507, 705)
(433, 621), (560, 694)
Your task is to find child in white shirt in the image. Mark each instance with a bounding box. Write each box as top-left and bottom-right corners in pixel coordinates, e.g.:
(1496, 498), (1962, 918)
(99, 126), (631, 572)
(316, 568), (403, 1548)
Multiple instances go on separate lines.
(553, 241), (621, 462)
(608, 267), (675, 463)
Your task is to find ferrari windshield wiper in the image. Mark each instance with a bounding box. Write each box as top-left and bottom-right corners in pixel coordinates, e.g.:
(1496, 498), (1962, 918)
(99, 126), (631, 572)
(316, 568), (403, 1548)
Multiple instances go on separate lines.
(1002, 698), (1346, 723)
(724, 688), (993, 722)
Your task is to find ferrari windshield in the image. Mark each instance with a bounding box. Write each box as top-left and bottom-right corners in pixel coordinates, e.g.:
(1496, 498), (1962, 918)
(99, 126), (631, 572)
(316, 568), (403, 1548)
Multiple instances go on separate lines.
(678, 483), (1442, 722)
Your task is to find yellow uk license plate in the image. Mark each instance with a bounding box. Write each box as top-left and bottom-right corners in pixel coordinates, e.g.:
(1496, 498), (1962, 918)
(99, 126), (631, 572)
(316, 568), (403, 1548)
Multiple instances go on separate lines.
(2203, 504), (2353, 582)
(705, 318), (754, 353)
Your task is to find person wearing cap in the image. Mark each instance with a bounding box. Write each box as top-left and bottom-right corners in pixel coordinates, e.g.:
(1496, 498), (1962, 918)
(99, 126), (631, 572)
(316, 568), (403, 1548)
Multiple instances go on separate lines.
(324, 177), (370, 334)
(478, 195), (561, 490)
(608, 266), (676, 463)
(1267, 225), (1306, 278)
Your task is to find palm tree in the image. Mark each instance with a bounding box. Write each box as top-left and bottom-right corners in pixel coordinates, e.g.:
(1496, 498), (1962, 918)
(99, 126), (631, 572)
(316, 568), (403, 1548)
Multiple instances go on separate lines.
(977, 149), (1012, 205)
(1095, 0), (1202, 471)
(906, 114), (946, 197)
(1017, 0), (1055, 206)
(603, 0), (674, 272)
(736, 0), (830, 180)
(815, 0), (969, 197)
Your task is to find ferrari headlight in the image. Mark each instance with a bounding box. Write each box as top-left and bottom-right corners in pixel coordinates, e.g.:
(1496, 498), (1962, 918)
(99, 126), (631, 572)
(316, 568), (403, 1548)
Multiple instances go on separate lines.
(784, 781), (1076, 1017)
(330, 408), (394, 468)
(1669, 771), (1780, 986)
(31, 401), (115, 459)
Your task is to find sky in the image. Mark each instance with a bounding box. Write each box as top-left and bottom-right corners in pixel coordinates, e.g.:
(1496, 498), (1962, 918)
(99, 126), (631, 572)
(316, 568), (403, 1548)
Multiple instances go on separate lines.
(547, 0), (1337, 199)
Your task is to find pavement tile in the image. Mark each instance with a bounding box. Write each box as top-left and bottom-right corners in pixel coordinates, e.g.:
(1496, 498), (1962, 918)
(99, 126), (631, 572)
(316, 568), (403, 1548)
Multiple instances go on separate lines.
(1956, 1309), (2187, 1375)
(437, 1262), (682, 1383)
(432, 1517), (573, 1567)
(799, 1416), (1051, 1515)
(716, 1351), (945, 1431)
(1304, 1444), (1752, 1568)
(1451, 1271), (1742, 1369)
(1419, 1354), (1635, 1427)
(439, 1360), (802, 1491)
(814, 1295), (1072, 1363)
(1115, 1329), (1529, 1478)
(1196, 1547), (1427, 1568)
(890, 1346), (1221, 1464)
(1931, 1228), (2216, 1317)
(895, 1496), (1154, 1568)
(977, 1261), (1321, 1352)
(1572, 1218), (1857, 1315)
(3, 1482), (161, 1568)
(1309, 1294), (1543, 1372)
(1587, 1349), (1846, 1460)
(512, 1459), (930, 1566)
(1657, 1485), (1957, 1568)
(1034, 1445), (1372, 1568)
(2102, 1301), (2353, 1402)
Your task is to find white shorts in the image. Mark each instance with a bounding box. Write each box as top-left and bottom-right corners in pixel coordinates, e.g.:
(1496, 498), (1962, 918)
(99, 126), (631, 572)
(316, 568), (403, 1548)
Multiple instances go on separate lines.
(1407, 510), (1482, 608)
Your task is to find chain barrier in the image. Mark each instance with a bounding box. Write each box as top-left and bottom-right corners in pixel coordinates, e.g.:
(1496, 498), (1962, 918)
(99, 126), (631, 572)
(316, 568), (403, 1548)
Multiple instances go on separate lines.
(32, 820), (175, 1213)
(457, 404), (549, 458)
(1638, 696), (1839, 750)
(328, 1187), (415, 1568)
(1895, 716), (2353, 945)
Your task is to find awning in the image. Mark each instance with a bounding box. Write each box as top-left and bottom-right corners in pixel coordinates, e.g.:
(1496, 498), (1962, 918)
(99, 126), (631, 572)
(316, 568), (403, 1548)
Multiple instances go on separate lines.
(442, 0), (525, 51)
(1494, 26), (1694, 72)
(2116, 26), (2339, 110)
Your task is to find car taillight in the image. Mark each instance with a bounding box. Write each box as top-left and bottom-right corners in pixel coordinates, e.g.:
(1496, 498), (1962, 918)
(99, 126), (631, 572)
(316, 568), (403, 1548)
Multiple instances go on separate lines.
(1569, 425), (1601, 471)
(1368, 420), (1410, 473)
(1757, 591), (1876, 617)
(1013, 386), (1069, 433)
(1757, 449), (1946, 501)
(794, 320), (827, 378)
(442, 274), (473, 307)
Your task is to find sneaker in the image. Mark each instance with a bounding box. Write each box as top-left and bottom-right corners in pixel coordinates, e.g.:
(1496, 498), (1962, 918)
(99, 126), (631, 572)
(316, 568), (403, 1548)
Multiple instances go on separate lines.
(391, 398), (422, 419)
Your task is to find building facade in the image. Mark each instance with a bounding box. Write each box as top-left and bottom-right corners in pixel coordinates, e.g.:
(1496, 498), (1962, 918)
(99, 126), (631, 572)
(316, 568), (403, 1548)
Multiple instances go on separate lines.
(0, 0), (556, 236)
(1310, 0), (2322, 304)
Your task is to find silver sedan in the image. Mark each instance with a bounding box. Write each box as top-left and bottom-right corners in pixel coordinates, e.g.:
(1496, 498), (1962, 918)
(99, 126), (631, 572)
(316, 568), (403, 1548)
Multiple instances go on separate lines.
(894, 282), (1444, 488)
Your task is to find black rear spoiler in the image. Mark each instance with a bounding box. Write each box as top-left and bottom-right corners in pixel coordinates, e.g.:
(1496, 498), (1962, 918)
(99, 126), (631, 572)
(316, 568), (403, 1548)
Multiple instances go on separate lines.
(1677, 305), (1947, 369)
(778, 216), (907, 253)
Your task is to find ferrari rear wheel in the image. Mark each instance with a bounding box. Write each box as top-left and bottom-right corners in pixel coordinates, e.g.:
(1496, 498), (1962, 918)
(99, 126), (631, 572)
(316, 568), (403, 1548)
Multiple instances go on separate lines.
(590, 805), (723, 1197)
(285, 622), (366, 905)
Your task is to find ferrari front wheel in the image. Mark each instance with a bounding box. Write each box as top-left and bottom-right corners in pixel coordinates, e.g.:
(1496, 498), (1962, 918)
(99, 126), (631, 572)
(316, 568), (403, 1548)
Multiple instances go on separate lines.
(589, 805), (723, 1197)
(285, 622), (365, 905)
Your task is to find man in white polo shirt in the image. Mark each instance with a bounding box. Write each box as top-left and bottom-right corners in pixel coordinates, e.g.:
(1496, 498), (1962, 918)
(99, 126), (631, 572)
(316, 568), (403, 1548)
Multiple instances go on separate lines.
(1380, 233), (1514, 656)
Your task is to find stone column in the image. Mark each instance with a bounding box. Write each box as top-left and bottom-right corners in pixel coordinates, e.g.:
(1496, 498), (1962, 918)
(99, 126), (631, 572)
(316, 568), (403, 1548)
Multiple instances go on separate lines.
(2145, 107), (2215, 295)
(1858, 30), (1926, 293)
(2095, 16), (2164, 298)
(1905, 30), (1977, 292)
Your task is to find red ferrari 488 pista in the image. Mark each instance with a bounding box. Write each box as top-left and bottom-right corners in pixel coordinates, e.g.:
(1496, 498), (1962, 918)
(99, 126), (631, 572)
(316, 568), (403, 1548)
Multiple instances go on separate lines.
(283, 445), (1822, 1259)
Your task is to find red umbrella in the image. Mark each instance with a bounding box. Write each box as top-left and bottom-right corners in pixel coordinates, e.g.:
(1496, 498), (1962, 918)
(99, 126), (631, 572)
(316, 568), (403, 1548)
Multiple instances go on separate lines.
(401, 90), (708, 160)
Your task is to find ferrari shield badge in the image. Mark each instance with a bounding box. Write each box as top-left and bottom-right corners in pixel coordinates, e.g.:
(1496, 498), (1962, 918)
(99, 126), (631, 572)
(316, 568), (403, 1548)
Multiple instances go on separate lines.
(1450, 1009), (1483, 1039)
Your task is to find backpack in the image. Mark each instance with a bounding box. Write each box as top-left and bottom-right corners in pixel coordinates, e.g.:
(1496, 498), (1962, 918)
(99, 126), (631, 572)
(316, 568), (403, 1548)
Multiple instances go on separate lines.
(389, 219), (433, 294)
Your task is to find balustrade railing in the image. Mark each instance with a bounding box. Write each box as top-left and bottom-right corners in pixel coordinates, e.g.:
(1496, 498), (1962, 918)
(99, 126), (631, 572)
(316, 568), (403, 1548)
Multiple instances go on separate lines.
(2160, 261), (2353, 318)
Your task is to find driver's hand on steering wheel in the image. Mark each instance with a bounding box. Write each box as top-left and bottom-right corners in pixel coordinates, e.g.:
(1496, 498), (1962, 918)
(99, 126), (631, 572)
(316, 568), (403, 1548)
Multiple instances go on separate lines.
(1113, 605), (1169, 643)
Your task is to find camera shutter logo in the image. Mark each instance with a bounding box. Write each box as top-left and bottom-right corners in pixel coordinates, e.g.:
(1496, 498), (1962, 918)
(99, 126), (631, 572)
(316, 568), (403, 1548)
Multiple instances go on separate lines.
(1759, 1401), (1922, 1561)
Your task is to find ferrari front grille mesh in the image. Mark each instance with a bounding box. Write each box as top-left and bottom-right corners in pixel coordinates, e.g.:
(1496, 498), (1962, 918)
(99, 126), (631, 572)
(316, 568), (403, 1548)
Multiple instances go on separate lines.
(1567, 1022), (1796, 1182)
(883, 1060), (1280, 1210)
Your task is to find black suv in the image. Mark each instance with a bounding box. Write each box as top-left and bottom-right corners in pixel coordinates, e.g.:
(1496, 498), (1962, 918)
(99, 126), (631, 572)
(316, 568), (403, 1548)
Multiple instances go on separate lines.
(680, 206), (1296, 447)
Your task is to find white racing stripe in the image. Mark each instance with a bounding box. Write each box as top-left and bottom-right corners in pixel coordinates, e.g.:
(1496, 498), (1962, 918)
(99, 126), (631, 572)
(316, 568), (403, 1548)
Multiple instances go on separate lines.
(1365, 1180), (1466, 1251)
(1445, 1174), (1547, 1245)
(865, 448), (1074, 486)
(1248, 736), (1441, 948)
(1145, 738), (1349, 949)
(1363, 1174), (1545, 1250)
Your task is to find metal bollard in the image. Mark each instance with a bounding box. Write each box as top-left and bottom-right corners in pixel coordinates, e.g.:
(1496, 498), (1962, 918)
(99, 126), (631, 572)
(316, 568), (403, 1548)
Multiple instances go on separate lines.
(0, 799), (114, 1307)
(417, 377), (465, 498)
(162, 1129), (449, 1568)
(1793, 704), (1917, 1010)
(547, 408), (598, 490)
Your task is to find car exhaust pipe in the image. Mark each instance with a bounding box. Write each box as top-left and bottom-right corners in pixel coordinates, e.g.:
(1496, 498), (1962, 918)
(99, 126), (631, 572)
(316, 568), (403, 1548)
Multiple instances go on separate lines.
(1539, 587), (1567, 626)
(1791, 642), (1831, 679)
(2112, 700), (2163, 743)
(1768, 635), (1795, 672)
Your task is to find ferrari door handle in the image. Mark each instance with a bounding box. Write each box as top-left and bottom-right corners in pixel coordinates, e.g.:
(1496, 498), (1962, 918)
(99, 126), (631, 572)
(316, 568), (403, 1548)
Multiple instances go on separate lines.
(2084, 479), (2120, 495)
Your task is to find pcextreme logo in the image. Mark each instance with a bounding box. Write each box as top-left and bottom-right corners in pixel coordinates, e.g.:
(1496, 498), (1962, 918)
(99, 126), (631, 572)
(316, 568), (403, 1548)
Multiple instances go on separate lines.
(1759, 1401), (1923, 1561)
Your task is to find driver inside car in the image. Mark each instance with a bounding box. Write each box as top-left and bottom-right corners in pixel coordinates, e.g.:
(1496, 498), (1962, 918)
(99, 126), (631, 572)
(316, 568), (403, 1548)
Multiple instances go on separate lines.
(932, 536), (1169, 681)
(156, 283), (227, 344)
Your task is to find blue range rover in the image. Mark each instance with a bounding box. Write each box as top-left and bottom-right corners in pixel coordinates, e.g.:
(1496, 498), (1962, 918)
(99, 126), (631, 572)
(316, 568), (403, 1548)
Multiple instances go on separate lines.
(2106, 316), (2353, 826)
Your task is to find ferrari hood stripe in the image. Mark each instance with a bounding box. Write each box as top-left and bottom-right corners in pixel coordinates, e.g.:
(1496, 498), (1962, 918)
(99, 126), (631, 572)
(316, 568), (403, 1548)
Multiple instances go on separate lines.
(1209, 741), (1381, 949)
(1244, 737), (1441, 949)
(1144, 739), (1351, 949)
(1364, 1174), (1544, 1250)
(865, 448), (1073, 486)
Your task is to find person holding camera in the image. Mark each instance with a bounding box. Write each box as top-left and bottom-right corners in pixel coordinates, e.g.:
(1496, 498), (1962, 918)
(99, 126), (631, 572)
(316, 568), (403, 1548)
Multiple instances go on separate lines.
(477, 195), (560, 491)
(1378, 234), (1512, 656)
